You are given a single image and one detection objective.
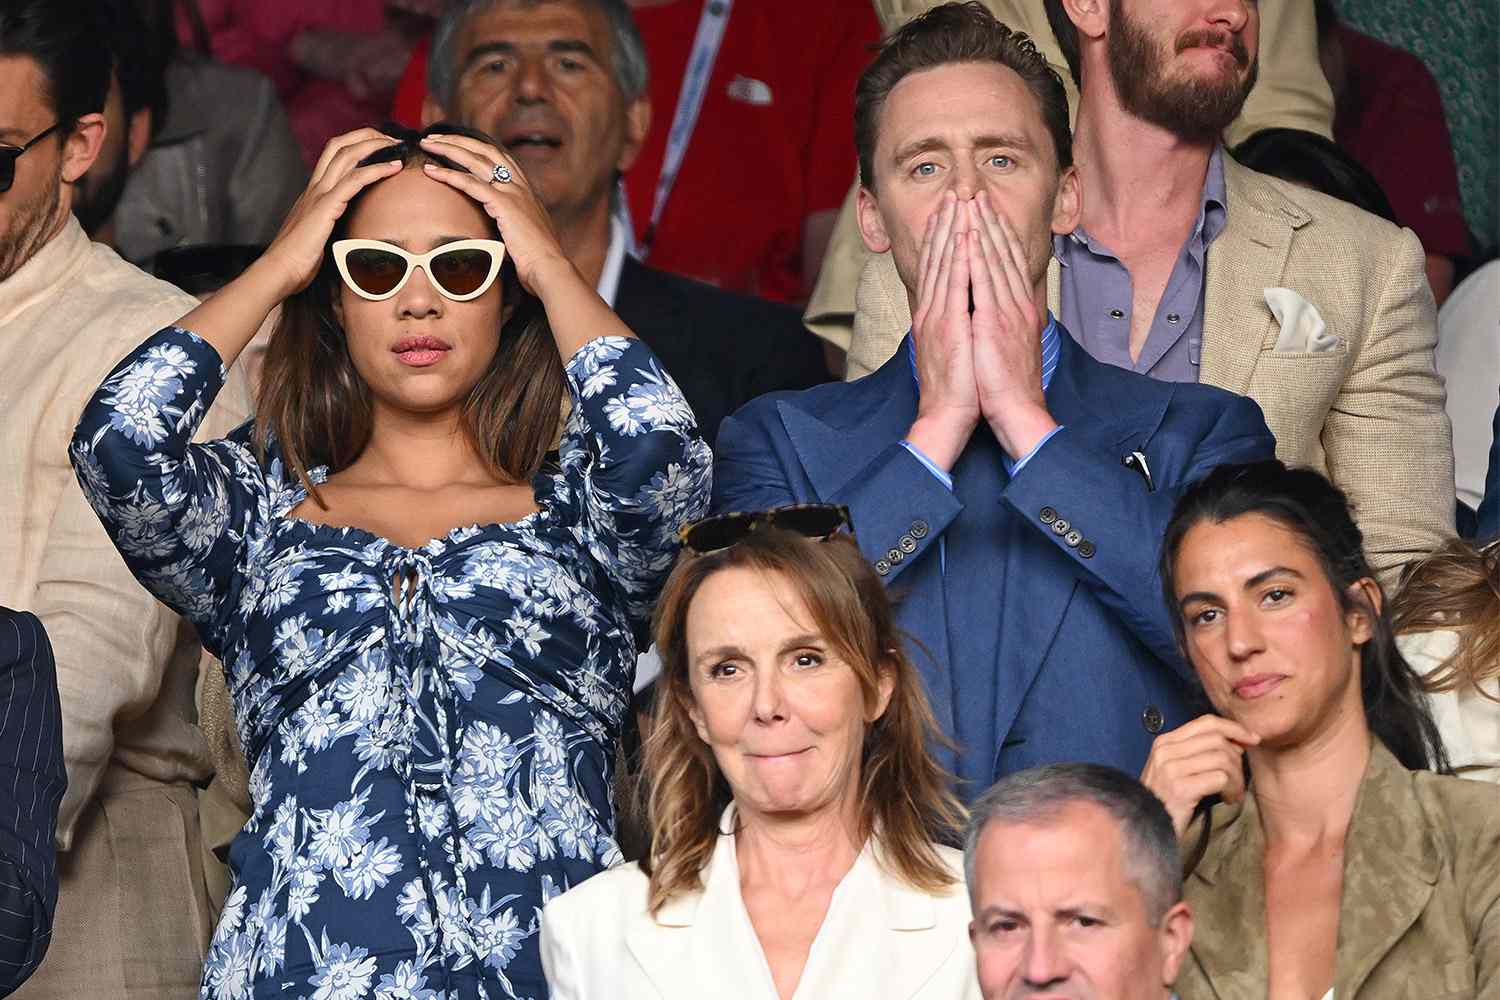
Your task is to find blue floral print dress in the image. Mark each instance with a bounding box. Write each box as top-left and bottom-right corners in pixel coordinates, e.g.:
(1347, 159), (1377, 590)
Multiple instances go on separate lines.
(70, 327), (712, 1000)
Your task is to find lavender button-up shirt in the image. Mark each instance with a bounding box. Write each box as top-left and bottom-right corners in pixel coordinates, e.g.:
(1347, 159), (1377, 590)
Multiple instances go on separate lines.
(1056, 146), (1228, 383)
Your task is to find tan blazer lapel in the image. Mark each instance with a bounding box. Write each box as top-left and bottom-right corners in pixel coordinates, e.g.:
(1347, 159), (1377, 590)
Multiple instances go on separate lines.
(1200, 157), (1310, 395)
(1186, 798), (1272, 1000)
(1334, 744), (1440, 996)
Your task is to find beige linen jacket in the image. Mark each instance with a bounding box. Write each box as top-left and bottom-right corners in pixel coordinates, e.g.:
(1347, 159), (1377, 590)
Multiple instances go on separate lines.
(1178, 742), (1500, 1000)
(0, 217), (252, 998)
(540, 817), (979, 1000)
(840, 157), (1453, 584)
(805, 0), (1335, 347)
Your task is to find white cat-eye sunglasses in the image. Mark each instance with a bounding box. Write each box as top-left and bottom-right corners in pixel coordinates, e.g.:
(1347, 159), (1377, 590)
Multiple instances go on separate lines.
(331, 238), (507, 302)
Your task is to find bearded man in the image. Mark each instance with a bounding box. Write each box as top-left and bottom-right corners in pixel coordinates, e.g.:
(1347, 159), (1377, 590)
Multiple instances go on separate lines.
(847, 0), (1453, 586)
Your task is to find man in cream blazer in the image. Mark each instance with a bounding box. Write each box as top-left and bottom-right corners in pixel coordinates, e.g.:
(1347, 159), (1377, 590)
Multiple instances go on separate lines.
(839, 0), (1452, 584)
(806, 0), (1335, 353)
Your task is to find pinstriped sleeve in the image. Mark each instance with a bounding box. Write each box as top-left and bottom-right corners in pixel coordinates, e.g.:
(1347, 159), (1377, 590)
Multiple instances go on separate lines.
(0, 610), (66, 994)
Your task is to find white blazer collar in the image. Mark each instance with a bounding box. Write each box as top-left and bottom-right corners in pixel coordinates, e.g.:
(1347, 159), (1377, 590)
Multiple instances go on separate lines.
(626, 804), (965, 1000)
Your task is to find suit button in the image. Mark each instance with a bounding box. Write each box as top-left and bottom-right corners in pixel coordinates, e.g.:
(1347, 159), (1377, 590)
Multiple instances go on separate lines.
(898, 534), (917, 554)
(1039, 506), (1057, 525)
(1078, 540), (1097, 559)
(1052, 518), (1070, 536)
(875, 559), (891, 576)
(887, 547), (904, 564)
(1142, 705), (1165, 734)
(1064, 529), (1082, 548)
(910, 519), (929, 539)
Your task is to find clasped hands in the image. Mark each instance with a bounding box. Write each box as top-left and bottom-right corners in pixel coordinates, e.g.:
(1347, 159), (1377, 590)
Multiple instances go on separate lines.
(905, 191), (1058, 472)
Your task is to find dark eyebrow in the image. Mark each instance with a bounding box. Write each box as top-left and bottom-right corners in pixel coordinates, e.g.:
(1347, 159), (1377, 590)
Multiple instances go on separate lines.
(890, 136), (949, 164)
(972, 131), (1037, 153)
(463, 37), (602, 70)
(1178, 566), (1306, 611)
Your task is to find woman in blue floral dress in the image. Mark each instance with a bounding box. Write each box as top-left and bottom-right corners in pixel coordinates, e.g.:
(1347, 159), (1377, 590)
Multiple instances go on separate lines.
(69, 124), (712, 1000)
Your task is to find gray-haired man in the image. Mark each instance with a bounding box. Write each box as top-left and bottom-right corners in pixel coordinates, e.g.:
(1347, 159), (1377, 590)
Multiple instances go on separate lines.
(418, 0), (828, 449)
(965, 763), (1194, 1000)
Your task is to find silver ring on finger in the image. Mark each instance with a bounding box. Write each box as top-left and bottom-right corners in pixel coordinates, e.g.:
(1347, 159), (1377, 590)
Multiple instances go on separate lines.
(491, 163), (513, 184)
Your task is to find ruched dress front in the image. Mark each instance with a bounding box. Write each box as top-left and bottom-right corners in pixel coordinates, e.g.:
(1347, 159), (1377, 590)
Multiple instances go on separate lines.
(70, 327), (712, 1000)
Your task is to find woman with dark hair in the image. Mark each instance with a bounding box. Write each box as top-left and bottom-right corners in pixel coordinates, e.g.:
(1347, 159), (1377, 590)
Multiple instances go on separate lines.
(540, 509), (975, 999)
(1230, 127), (1398, 225)
(69, 123), (711, 998)
(1141, 460), (1499, 999)
(1394, 537), (1500, 783)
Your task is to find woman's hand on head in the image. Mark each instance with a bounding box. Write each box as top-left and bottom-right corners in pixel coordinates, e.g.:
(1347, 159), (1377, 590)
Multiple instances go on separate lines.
(1139, 714), (1261, 839)
(257, 128), (403, 300)
(417, 134), (577, 297)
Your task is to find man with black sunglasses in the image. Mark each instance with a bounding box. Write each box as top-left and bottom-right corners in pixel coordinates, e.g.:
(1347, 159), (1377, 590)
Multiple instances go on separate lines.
(0, 2), (253, 994)
(714, 4), (1277, 801)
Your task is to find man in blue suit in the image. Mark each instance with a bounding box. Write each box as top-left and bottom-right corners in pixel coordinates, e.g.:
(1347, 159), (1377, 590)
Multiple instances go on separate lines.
(712, 2), (1276, 796)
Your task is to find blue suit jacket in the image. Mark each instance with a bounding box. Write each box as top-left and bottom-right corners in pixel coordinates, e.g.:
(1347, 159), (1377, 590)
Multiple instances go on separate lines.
(713, 331), (1276, 792)
(0, 609), (65, 995)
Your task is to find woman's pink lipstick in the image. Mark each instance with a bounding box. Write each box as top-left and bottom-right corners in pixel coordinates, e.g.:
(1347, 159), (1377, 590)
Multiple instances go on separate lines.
(393, 335), (451, 367)
(1233, 673), (1286, 700)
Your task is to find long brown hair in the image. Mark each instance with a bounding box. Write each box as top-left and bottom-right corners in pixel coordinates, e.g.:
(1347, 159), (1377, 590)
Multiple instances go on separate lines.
(642, 529), (965, 914)
(1393, 537), (1500, 693)
(254, 123), (565, 502)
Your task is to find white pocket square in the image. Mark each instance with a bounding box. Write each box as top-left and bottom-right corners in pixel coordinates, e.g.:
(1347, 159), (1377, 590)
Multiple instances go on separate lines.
(1265, 287), (1342, 353)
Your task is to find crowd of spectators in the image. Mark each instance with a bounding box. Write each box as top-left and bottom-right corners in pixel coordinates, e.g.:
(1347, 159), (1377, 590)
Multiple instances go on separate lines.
(0, 0), (1496, 998)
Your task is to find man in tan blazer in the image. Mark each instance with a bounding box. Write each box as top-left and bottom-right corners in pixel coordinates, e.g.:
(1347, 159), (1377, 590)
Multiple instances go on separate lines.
(807, 0), (1335, 353)
(839, 0), (1452, 583)
(0, 5), (252, 995)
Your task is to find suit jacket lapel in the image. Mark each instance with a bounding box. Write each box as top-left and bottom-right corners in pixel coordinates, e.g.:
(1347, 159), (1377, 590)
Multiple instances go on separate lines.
(986, 335), (1164, 753)
(775, 346), (958, 750)
(1200, 157), (1309, 395)
(1335, 743), (1440, 996)
(626, 833), (766, 1000)
(1189, 798), (1271, 1000)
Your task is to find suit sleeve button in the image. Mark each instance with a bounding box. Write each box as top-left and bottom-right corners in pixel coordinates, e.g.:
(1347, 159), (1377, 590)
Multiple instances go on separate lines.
(1052, 518), (1070, 536)
(1039, 506), (1057, 525)
(888, 547), (906, 564)
(910, 519), (929, 539)
(875, 559), (891, 576)
(1064, 529), (1082, 547)
(1142, 705), (1165, 734)
(899, 534), (917, 553)
(1078, 540), (1097, 559)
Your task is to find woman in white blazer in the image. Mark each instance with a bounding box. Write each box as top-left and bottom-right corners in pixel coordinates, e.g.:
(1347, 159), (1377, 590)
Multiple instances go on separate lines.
(541, 508), (979, 1000)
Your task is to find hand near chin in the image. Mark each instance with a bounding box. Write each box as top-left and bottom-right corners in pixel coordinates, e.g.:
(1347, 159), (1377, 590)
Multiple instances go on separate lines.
(259, 128), (404, 299)
(417, 134), (575, 297)
(964, 193), (1056, 460)
(1140, 714), (1261, 839)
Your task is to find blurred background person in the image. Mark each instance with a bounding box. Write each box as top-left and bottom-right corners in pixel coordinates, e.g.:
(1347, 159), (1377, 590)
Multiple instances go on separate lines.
(80, 0), (305, 271)
(1143, 461), (1499, 1000)
(180, 0), (440, 164)
(1435, 259), (1500, 537)
(1315, 0), (1469, 306)
(1394, 538), (1500, 783)
(421, 0), (829, 445)
(1229, 127), (1397, 224)
(0, 610), (66, 997)
(965, 764), (1194, 1000)
(396, 0), (880, 307)
(541, 512), (976, 999)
